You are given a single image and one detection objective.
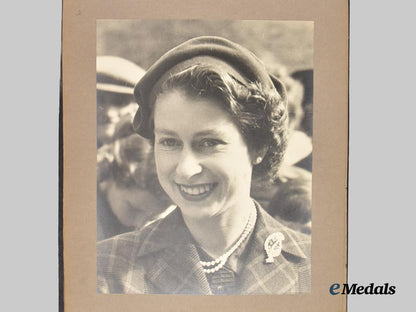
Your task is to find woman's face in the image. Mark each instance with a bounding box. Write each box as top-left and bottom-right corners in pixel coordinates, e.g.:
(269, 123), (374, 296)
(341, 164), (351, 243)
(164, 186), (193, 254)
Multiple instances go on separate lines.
(153, 89), (254, 220)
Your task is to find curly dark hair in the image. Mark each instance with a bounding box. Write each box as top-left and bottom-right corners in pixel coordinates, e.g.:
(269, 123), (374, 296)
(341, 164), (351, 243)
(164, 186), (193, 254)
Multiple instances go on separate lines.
(148, 64), (288, 182)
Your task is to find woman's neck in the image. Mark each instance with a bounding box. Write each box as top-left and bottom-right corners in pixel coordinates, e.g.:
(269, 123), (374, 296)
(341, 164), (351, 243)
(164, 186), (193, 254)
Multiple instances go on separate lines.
(182, 199), (255, 259)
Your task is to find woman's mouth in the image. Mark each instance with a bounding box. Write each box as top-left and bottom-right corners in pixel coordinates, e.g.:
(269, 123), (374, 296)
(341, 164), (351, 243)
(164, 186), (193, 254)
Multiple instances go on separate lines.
(177, 183), (217, 201)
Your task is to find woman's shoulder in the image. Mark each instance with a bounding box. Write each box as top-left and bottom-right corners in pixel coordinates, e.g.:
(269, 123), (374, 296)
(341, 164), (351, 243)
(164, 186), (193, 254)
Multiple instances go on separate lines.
(96, 227), (155, 293)
(97, 205), (181, 261)
(97, 207), (189, 293)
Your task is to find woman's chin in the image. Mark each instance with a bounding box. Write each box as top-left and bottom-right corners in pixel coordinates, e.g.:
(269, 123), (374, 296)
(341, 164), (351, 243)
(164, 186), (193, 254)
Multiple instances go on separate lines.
(179, 206), (219, 220)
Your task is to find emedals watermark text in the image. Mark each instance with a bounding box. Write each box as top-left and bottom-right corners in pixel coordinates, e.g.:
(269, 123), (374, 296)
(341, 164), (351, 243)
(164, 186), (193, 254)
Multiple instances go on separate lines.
(329, 283), (396, 295)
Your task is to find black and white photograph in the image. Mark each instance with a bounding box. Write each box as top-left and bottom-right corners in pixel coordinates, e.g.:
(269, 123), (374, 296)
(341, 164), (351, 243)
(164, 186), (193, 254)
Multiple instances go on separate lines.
(96, 20), (313, 295)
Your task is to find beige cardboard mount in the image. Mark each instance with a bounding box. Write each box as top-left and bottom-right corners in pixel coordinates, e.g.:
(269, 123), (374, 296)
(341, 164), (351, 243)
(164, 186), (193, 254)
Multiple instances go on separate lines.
(62, 0), (348, 311)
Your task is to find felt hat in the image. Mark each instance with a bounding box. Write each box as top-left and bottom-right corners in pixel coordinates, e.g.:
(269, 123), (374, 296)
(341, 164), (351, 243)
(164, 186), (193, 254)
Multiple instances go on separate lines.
(132, 36), (287, 138)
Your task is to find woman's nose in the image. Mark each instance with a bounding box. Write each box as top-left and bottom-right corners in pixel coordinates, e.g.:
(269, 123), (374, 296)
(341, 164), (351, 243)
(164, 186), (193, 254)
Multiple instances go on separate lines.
(175, 151), (203, 180)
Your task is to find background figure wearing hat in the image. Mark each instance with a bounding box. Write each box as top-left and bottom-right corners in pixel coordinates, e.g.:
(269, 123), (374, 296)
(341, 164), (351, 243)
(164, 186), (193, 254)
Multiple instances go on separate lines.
(97, 55), (146, 148)
(251, 64), (312, 235)
(96, 56), (172, 241)
(97, 36), (311, 294)
(291, 69), (313, 172)
(268, 68), (313, 235)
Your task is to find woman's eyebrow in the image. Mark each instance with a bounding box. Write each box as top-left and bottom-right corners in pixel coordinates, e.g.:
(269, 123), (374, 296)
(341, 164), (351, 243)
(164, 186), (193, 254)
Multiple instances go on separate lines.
(154, 128), (177, 136)
(194, 129), (227, 138)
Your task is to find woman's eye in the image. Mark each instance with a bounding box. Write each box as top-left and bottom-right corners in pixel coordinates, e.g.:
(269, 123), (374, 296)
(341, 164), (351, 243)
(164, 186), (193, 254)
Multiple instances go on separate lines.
(199, 139), (224, 148)
(158, 138), (181, 148)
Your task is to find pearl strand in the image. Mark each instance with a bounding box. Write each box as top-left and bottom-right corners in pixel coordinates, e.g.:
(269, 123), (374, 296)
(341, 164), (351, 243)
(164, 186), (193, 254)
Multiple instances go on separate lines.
(200, 207), (257, 274)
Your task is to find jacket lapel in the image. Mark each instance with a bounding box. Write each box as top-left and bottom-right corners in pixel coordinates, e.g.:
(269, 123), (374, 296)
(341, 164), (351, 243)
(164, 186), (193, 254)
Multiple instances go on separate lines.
(240, 206), (308, 294)
(137, 208), (212, 294)
(146, 244), (212, 294)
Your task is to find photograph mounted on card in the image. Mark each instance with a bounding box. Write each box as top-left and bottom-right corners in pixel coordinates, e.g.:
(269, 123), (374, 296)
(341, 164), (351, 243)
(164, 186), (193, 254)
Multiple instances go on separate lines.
(62, 0), (348, 311)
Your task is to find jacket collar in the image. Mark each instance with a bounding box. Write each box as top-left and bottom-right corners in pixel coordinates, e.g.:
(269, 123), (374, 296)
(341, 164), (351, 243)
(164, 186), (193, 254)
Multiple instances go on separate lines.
(137, 208), (212, 294)
(137, 203), (309, 294)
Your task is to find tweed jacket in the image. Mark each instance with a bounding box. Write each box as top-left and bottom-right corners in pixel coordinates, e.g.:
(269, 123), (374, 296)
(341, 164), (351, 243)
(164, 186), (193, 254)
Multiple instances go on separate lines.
(97, 203), (311, 294)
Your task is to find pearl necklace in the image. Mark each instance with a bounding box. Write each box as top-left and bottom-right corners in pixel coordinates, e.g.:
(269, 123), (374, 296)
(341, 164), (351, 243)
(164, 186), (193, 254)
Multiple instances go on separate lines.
(200, 207), (257, 274)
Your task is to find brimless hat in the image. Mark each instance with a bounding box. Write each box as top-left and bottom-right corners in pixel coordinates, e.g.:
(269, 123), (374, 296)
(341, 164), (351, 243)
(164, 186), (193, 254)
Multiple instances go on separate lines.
(133, 36), (287, 138)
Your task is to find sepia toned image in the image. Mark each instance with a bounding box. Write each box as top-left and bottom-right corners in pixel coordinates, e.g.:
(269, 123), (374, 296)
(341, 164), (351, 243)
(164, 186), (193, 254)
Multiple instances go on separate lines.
(96, 20), (313, 295)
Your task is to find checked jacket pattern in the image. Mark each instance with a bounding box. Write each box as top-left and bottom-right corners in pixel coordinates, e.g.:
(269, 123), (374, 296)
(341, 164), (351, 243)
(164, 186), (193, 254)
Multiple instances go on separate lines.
(97, 202), (311, 294)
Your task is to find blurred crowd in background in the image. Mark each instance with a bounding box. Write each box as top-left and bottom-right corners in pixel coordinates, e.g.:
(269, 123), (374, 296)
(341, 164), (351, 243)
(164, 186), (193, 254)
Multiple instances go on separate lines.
(96, 21), (313, 241)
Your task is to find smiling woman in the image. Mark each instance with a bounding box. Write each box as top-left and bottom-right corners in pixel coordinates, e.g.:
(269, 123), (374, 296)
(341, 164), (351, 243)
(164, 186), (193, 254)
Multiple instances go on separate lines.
(97, 36), (311, 295)
(154, 89), (254, 222)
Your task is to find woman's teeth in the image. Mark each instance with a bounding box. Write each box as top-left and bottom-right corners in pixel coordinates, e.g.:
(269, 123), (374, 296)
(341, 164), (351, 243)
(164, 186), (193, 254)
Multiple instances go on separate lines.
(179, 184), (214, 195)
